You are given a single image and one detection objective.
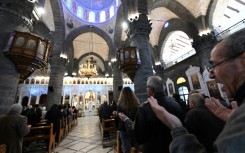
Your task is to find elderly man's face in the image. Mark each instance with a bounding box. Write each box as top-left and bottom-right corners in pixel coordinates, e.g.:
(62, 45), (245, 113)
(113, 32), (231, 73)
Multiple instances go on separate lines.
(209, 41), (242, 98)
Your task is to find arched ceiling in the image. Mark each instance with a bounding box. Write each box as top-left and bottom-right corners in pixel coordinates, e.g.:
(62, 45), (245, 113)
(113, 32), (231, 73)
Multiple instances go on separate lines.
(73, 32), (109, 60)
(38, 0), (245, 77)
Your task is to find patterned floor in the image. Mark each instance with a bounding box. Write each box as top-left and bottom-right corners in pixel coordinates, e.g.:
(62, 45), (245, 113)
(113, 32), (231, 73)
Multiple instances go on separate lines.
(53, 116), (114, 153)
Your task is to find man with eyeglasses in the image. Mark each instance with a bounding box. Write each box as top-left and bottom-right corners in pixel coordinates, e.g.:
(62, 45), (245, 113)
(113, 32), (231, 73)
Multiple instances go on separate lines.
(147, 28), (245, 153)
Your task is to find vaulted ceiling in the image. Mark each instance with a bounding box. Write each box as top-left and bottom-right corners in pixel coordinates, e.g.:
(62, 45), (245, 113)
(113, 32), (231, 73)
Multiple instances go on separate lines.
(37, 0), (245, 77)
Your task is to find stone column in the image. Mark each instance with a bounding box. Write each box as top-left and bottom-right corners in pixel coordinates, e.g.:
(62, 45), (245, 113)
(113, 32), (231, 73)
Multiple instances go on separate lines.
(46, 55), (67, 110)
(0, 1), (35, 114)
(127, 14), (153, 103)
(112, 61), (123, 101)
(192, 33), (217, 72)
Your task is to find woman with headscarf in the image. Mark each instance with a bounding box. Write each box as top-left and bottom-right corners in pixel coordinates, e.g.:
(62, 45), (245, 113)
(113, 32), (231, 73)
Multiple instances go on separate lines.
(0, 103), (31, 153)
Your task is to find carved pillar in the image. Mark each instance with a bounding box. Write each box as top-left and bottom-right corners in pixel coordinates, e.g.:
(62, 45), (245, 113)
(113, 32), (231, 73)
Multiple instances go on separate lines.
(112, 61), (123, 101)
(192, 33), (217, 72)
(127, 14), (153, 102)
(46, 55), (67, 110)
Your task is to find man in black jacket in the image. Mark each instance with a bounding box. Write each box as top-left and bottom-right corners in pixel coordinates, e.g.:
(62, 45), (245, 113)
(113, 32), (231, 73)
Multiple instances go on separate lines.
(119, 76), (185, 153)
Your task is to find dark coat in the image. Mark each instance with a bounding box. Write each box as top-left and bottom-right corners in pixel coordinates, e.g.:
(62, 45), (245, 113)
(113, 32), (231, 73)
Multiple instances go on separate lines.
(134, 92), (185, 153)
(185, 105), (225, 153)
(99, 103), (112, 119)
(0, 115), (30, 153)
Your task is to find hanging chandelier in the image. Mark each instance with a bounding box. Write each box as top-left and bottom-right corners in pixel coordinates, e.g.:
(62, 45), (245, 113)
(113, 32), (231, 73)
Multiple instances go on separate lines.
(78, 25), (98, 79)
(79, 57), (98, 79)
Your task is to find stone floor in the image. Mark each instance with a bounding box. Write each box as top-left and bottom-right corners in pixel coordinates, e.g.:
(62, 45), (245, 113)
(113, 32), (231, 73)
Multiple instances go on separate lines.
(53, 116), (114, 153)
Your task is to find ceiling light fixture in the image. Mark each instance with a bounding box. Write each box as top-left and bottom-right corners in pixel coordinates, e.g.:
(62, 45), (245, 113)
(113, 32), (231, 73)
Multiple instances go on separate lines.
(79, 25), (98, 79)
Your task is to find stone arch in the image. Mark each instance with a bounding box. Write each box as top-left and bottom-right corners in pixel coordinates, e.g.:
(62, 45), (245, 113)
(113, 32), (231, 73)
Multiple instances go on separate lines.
(158, 18), (199, 62)
(151, 0), (198, 28)
(66, 25), (116, 75)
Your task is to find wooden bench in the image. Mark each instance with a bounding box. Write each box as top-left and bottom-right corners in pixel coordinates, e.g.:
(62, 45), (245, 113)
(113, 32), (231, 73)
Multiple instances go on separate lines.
(0, 144), (6, 153)
(59, 119), (64, 143)
(100, 118), (117, 140)
(64, 117), (69, 137)
(114, 131), (142, 153)
(23, 123), (55, 153)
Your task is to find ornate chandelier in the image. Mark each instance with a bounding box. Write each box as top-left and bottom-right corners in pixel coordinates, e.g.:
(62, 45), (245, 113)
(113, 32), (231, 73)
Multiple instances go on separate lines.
(79, 57), (98, 79)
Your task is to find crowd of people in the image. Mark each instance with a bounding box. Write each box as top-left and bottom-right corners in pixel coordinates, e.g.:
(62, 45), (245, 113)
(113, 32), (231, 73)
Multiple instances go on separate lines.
(0, 103), (78, 153)
(98, 29), (245, 153)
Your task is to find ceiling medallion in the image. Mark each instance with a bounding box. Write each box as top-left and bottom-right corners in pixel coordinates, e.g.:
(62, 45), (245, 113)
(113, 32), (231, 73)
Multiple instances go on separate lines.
(79, 57), (98, 79)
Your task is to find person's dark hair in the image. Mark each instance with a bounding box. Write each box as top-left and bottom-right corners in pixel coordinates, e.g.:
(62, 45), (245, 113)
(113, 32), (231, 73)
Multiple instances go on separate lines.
(223, 29), (245, 58)
(118, 86), (139, 111)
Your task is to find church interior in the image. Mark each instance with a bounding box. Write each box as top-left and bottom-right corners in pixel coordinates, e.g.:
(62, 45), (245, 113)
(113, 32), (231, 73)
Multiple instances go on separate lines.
(0, 0), (245, 152)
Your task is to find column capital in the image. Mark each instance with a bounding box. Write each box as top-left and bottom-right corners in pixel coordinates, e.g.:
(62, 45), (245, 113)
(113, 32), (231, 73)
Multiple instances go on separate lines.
(192, 33), (217, 51)
(127, 14), (152, 39)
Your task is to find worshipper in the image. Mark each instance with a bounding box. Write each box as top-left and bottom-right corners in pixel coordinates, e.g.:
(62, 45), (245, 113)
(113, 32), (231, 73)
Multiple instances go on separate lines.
(117, 87), (140, 153)
(98, 101), (112, 141)
(45, 104), (63, 143)
(147, 28), (245, 153)
(0, 103), (31, 153)
(185, 93), (225, 153)
(118, 76), (185, 153)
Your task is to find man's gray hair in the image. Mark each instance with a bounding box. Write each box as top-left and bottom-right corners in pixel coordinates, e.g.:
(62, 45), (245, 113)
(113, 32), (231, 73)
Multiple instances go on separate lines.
(223, 29), (245, 58)
(147, 76), (164, 93)
(7, 103), (23, 115)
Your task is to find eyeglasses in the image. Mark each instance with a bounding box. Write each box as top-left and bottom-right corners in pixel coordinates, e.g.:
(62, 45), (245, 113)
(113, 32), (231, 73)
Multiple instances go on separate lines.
(207, 51), (244, 72)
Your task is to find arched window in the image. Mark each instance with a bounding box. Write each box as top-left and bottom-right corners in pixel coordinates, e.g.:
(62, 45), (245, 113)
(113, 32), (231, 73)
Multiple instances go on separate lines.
(77, 6), (83, 18)
(177, 77), (186, 84)
(109, 6), (114, 18)
(89, 11), (95, 23)
(178, 86), (189, 104)
(100, 11), (106, 22)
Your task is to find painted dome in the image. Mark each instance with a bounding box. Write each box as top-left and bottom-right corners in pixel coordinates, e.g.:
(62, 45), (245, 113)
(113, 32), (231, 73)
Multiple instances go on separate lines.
(63, 0), (120, 23)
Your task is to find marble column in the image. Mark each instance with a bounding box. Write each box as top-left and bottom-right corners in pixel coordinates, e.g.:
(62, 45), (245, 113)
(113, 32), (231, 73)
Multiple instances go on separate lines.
(46, 55), (67, 110)
(112, 61), (123, 101)
(192, 33), (217, 72)
(127, 14), (153, 103)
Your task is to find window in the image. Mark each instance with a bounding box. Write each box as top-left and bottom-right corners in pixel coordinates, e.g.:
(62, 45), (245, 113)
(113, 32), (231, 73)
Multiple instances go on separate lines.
(178, 86), (189, 104)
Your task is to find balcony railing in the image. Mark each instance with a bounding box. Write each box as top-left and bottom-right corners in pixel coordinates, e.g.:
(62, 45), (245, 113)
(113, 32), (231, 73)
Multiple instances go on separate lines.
(164, 19), (245, 69)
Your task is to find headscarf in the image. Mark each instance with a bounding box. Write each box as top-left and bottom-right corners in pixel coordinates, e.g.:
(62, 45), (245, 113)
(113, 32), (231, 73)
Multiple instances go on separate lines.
(7, 103), (23, 115)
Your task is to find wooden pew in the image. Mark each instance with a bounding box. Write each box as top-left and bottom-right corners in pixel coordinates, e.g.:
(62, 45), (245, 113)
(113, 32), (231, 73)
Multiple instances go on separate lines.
(0, 144), (6, 153)
(114, 131), (142, 153)
(100, 118), (117, 141)
(64, 117), (69, 137)
(68, 117), (72, 132)
(59, 119), (64, 143)
(23, 123), (55, 153)
(114, 131), (122, 153)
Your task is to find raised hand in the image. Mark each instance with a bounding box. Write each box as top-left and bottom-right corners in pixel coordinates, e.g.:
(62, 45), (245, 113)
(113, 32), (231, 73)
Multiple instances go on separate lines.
(148, 96), (182, 129)
(205, 97), (238, 122)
